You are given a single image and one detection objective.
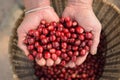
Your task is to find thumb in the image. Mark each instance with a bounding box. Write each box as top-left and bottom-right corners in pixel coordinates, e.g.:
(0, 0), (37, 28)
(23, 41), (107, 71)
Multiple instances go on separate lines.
(90, 31), (100, 55)
(17, 29), (29, 56)
(75, 52), (89, 65)
(18, 43), (29, 56)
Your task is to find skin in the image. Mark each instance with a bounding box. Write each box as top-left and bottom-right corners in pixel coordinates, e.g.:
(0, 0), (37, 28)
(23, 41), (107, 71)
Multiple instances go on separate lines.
(63, 0), (101, 67)
(17, 0), (59, 66)
(17, 0), (101, 67)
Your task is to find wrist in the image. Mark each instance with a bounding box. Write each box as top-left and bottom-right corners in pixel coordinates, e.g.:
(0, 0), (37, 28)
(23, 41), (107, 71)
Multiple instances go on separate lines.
(67, 0), (93, 9)
(23, 0), (50, 11)
(24, 7), (54, 18)
(25, 7), (52, 16)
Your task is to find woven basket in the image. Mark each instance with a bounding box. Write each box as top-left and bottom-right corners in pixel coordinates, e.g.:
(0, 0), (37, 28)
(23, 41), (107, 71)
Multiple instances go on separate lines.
(9, 0), (120, 80)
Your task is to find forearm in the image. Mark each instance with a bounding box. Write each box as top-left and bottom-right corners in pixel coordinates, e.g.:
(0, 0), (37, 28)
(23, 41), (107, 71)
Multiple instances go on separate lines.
(67, 0), (93, 8)
(23, 0), (50, 10)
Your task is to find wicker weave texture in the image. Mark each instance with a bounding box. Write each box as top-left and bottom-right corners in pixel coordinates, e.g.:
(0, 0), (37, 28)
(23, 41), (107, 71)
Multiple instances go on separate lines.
(9, 0), (120, 80)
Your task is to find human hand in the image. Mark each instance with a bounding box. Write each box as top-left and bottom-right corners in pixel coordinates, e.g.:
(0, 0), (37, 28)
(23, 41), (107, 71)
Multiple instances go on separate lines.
(63, 1), (102, 68)
(17, 7), (59, 66)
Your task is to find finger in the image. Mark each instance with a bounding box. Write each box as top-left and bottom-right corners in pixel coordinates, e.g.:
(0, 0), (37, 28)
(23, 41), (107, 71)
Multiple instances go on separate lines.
(67, 61), (76, 68)
(46, 58), (54, 66)
(75, 52), (89, 66)
(55, 57), (61, 65)
(17, 15), (41, 55)
(36, 58), (46, 66)
(90, 31), (100, 55)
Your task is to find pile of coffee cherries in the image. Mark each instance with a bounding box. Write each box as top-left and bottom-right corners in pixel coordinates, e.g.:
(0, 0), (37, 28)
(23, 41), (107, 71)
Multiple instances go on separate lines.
(24, 17), (93, 66)
(34, 34), (106, 80)
(24, 17), (106, 80)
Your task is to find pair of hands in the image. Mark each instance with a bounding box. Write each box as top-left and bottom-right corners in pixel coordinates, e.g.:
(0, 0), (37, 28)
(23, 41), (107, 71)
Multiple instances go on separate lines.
(17, 4), (101, 67)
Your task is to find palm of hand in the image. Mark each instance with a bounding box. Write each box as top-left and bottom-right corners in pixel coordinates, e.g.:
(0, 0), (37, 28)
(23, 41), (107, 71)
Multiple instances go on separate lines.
(17, 8), (59, 66)
(63, 6), (102, 67)
(17, 5), (101, 67)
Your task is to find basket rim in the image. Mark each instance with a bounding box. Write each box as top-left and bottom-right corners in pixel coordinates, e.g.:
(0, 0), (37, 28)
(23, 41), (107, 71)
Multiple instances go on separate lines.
(8, 0), (120, 80)
(103, 0), (120, 14)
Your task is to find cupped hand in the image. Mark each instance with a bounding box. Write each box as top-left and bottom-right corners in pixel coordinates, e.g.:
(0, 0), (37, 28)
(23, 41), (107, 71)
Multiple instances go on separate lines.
(17, 7), (59, 66)
(63, 5), (102, 68)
